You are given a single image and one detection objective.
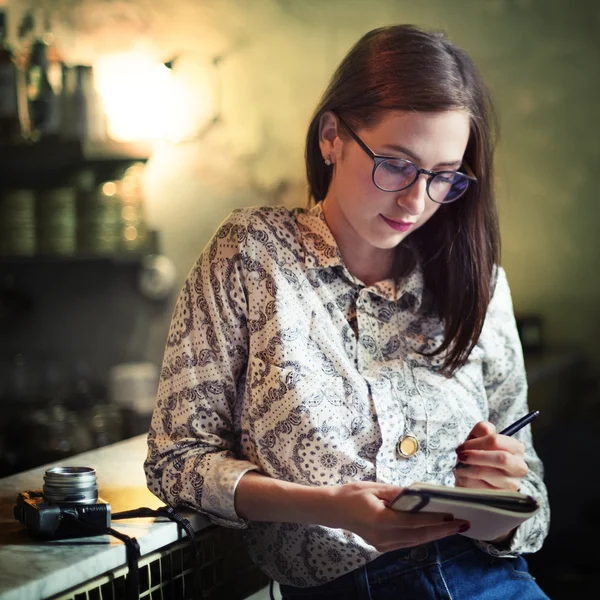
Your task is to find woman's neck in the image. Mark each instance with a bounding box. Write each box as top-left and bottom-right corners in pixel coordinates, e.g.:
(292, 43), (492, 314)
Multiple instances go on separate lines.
(321, 200), (394, 287)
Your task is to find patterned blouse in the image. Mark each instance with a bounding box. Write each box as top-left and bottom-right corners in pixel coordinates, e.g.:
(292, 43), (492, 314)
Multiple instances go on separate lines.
(144, 203), (550, 587)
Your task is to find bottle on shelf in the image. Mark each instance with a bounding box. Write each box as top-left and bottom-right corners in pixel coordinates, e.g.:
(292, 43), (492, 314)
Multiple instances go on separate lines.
(58, 62), (75, 138)
(72, 65), (106, 141)
(26, 10), (60, 140)
(42, 12), (62, 96)
(0, 9), (23, 143)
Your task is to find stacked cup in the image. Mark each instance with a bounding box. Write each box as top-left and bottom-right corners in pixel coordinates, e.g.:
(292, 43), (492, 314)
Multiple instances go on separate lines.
(118, 163), (149, 253)
(0, 189), (37, 256)
(76, 172), (122, 255)
(36, 187), (77, 255)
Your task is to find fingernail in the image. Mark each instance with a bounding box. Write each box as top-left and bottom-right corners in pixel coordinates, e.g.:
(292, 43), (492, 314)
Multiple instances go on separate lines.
(459, 453), (468, 462)
(443, 515), (454, 522)
(455, 445), (465, 454)
(459, 523), (471, 533)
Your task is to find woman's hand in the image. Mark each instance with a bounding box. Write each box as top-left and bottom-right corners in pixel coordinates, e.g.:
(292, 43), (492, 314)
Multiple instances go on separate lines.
(454, 421), (529, 544)
(326, 481), (470, 552)
(454, 421), (528, 492)
(236, 472), (469, 551)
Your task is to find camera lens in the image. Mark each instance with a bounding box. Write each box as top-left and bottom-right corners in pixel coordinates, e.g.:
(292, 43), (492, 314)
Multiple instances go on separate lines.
(43, 466), (98, 505)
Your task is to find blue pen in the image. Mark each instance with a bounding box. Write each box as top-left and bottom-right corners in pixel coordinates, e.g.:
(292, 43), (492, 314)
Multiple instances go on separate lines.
(454, 410), (539, 470)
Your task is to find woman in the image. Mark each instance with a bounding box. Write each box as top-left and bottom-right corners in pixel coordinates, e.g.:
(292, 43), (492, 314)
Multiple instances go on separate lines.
(145, 24), (550, 599)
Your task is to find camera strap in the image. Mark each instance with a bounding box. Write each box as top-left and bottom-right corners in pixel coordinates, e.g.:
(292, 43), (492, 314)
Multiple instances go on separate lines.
(63, 505), (201, 600)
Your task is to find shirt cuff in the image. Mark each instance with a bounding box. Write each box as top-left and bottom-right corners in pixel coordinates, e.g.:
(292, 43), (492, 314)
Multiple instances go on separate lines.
(201, 457), (261, 529)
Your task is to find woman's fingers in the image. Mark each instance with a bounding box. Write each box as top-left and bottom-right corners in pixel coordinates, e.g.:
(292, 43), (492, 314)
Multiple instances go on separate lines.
(455, 465), (522, 491)
(457, 450), (528, 478)
(455, 423), (528, 492)
(336, 481), (472, 553)
(457, 433), (525, 457)
(466, 421), (496, 440)
(384, 509), (459, 528)
(455, 475), (498, 490)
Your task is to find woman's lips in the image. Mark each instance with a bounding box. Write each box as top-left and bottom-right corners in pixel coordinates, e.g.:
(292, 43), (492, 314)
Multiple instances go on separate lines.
(380, 215), (415, 232)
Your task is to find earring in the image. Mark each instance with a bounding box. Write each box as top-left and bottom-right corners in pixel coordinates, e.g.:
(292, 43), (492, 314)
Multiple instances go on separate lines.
(324, 155), (332, 166)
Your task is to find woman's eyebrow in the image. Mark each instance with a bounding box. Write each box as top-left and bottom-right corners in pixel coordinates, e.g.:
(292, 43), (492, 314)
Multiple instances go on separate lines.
(380, 143), (462, 168)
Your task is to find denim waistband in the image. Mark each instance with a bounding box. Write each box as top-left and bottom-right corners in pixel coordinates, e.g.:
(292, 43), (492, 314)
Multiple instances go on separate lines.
(365, 534), (477, 586)
(280, 534), (478, 595)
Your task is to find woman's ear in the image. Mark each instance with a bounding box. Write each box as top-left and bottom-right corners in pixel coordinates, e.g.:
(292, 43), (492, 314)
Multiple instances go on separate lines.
(318, 111), (342, 165)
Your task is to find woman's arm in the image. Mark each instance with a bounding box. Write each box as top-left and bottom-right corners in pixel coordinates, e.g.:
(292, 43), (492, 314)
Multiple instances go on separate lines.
(235, 472), (470, 552)
(454, 267), (550, 555)
(144, 211), (259, 528)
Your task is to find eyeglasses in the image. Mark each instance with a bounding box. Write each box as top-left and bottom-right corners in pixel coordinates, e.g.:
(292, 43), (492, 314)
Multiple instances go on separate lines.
(336, 115), (476, 204)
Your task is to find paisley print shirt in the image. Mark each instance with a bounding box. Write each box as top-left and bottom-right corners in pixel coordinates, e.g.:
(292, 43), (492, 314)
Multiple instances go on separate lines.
(145, 203), (550, 587)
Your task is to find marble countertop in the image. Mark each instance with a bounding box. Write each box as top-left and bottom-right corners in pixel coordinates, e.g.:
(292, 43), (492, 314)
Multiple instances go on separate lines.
(0, 435), (211, 600)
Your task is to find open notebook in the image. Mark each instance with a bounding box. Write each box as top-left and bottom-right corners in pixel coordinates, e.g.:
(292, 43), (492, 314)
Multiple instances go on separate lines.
(388, 482), (540, 541)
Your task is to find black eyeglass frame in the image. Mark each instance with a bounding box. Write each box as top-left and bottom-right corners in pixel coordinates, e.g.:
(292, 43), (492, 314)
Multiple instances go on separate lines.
(335, 114), (477, 204)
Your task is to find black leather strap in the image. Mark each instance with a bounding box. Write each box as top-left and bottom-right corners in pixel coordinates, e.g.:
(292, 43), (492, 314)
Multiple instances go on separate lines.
(62, 513), (141, 600)
(113, 506), (202, 595)
(65, 505), (200, 600)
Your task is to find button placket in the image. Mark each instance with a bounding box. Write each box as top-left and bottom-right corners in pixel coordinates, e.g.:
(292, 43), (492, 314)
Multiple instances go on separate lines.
(368, 375), (401, 480)
(355, 290), (376, 371)
(401, 360), (427, 443)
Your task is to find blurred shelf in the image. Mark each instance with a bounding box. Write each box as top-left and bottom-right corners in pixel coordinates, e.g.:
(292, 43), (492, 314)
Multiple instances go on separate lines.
(0, 231), (160, 267)
(0, 138), (152, 187)
(0, 253), (153, 266)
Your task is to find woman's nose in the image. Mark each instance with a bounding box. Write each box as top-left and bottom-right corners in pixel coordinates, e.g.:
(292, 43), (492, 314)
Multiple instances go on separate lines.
(396, 174), (428, 215)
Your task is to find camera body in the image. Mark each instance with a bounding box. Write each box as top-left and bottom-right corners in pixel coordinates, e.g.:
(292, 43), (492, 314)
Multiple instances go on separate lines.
(14, 491), (111, 539)
(13, 467), (111, 539)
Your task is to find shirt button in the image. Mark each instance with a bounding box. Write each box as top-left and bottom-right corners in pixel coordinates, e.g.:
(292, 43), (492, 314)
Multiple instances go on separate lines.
(409, 545), (428, 562)
(397, 433), (419, 458)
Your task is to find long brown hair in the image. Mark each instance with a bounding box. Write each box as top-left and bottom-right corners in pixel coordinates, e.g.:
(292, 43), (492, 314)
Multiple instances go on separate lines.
(305, 25), (500, 376)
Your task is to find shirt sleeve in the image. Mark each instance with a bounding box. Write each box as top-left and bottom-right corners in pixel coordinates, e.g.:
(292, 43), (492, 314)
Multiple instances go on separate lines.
(144, 210), (260, 528)
(474, 266), (550, 556)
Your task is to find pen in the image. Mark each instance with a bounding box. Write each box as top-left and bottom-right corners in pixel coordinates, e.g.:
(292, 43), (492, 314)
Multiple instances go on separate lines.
(454, 410), (539, 470)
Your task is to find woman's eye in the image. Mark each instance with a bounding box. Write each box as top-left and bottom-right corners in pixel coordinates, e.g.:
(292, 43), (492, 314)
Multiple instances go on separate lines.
(432, 173), (457, 185)
(382, 161), (412, 175)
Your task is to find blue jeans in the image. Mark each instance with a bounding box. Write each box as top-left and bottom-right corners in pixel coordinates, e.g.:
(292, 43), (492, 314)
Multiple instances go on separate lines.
(279, 535), (549, 599)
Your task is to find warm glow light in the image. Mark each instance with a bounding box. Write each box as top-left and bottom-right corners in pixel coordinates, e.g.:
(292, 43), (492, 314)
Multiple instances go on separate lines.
(122, 205), (136, 220)
(94, 52), (204, 143)
(124, 226), (138, 241)
(102, 182), (117, 196)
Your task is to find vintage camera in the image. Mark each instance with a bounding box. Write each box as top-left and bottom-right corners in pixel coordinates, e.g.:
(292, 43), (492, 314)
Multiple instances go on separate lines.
(14, 466), (111, 539)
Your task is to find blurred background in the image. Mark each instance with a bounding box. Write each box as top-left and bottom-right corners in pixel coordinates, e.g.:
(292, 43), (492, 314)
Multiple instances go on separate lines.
(0, 0), (598, 597)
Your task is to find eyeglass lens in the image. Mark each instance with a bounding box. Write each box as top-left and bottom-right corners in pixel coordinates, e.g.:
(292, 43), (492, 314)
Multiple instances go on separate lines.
(374, 159), (470, 202)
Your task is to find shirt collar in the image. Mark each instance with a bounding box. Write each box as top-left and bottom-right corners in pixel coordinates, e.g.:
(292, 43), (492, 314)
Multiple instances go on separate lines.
(297, 203), (345, 271)
(297, 202), (425, 309)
